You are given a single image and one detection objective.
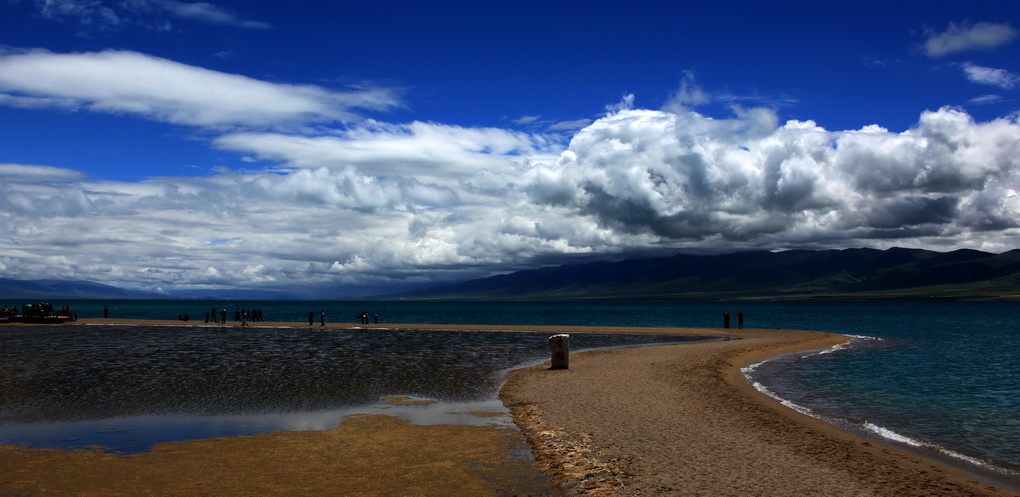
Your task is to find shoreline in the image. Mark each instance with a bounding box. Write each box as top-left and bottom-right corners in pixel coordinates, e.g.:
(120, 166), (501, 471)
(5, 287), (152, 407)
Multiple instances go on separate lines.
(744, 348), (1020, 494)
(2, 319), (1018, 496)
(499, 326), (1018, 496)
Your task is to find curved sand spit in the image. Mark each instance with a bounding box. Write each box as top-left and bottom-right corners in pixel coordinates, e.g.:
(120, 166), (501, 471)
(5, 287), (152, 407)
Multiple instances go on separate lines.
(500, 325), (1019, 497)
(2, 319), (1018, 496)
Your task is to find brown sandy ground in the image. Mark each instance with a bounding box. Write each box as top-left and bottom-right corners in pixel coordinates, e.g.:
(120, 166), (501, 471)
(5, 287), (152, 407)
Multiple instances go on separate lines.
(0, 412), (559, 497)
(5, 320), (1019, 496)
(500, 326), (1020, 497)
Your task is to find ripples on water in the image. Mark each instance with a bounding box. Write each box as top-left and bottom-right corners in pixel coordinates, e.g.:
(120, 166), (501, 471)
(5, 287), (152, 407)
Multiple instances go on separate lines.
(746, 332), (1020, 486)
(0, 324), (706, 452)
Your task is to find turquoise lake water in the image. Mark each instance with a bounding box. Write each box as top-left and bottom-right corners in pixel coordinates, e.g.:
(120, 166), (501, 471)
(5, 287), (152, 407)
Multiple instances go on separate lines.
(2, 299), (1018, 487)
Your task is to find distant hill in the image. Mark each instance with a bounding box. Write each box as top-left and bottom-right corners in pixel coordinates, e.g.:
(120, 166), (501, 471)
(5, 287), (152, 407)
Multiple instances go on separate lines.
(0, 280), (308, 301)
(6, 247), (1020, 301)
(389, 247), (1020, 300)
(0, 279), (163, 300)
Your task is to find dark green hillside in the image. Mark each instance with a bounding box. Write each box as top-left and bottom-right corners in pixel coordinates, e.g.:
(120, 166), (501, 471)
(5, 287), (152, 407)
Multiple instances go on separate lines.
(392, 248), (1020, 300)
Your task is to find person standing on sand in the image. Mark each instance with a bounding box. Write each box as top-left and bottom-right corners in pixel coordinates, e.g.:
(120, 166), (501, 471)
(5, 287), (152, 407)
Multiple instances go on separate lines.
(723, 310), (730, 328)
(738, 311), (744, 329)
(221, 308), (227, 323)
(103, 305), (108, 319)
(320, 310), (325, 327)
(309, 311), (314, 326)
(211, 307), (217, 323)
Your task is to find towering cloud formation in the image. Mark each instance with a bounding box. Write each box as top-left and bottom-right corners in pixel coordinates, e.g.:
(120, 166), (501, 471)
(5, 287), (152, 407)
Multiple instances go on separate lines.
(501, 106), (1020, 249)
(1, 50), (1019, 294)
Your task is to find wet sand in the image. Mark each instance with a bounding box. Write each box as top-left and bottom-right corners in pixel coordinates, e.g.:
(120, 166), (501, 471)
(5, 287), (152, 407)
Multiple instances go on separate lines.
(0, 413), (556, 496)
(2, 319), (1017, 496)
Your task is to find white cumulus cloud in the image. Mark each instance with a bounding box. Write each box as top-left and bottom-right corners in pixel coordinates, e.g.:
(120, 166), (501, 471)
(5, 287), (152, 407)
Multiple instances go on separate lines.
(473, 106), (1020, 250)
(2, 90), (1020, 295)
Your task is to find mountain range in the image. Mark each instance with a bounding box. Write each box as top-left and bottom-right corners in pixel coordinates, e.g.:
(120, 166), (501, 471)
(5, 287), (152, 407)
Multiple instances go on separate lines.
(3, 247), (1020, 301)
(0, 279), (161, 300)
(0, 279), (299, 301)
(390, 247), (1020, 300)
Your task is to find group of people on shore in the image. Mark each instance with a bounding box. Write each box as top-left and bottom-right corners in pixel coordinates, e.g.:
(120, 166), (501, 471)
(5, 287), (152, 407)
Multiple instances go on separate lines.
(1, 304), (24, 317)
(305, 310), (380, 326)
(309, 310), (325, 326)
(722, 310), (744, 329)
(8, 303), (371, 326)
(164, 307), (386, 326)
(2, 303), (77, 320)
(201, 308), (266, 325)
(358, 311), (378, 324)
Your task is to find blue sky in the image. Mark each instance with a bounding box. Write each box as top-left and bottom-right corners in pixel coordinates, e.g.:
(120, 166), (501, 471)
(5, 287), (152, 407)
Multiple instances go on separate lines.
(2, 0), (1020, 297)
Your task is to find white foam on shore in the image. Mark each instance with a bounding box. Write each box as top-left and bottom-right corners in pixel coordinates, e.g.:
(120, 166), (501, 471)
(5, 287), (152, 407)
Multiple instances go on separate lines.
(746, 378), (818, 417)
(741, 334), (877, 411)
(742, 347), (827, 418)
(744, 336), (1020, 484)
(861, 421), (923, 446)
(815, 334), (879, 355)
(860, 421), (1020, 479)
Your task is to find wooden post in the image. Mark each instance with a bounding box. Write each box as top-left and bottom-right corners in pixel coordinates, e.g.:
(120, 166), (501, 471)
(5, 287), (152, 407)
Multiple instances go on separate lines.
(549, 334), (570, 369)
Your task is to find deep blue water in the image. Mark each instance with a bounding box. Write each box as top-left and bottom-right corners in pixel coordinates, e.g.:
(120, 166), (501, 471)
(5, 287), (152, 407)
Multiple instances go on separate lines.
(740, 301), (1020, 486)
(2, 299), (1019, 486)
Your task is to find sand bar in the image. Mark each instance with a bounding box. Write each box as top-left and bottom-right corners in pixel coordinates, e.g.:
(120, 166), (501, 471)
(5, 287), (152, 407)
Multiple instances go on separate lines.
(500, 326), (1019, 497)
(2, 319), (1018, 496)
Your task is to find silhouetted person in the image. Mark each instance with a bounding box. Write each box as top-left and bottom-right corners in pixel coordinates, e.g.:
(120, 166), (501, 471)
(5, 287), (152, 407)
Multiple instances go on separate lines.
(320, 310), (325, 327)
(723, 310), (730, 329)
(103, 306), (108, 319)
(738, 311), (744, 329)
(309, 311), (314, 326)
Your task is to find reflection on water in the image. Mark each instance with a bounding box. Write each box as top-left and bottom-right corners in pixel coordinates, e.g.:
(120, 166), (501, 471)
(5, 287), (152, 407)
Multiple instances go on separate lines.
(0, 398), (512, 454)
(1, 325), (707, 452)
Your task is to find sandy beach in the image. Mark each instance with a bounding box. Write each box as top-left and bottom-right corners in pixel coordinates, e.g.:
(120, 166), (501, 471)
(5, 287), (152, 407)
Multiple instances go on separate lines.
(2, 319), (1017, 496)
(500, 326), (1020, 496)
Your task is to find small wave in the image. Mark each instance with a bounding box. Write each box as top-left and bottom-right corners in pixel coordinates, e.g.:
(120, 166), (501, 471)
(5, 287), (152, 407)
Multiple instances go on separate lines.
(748, 371), (1019, 482)
(861, 421), (923, 447)
(744, 346), (1019, 484)
(742, 334), (866, 375)
(814, 334), (878, 355)
(860, 421), (1019, 478)
(745, 378), (817, 418)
